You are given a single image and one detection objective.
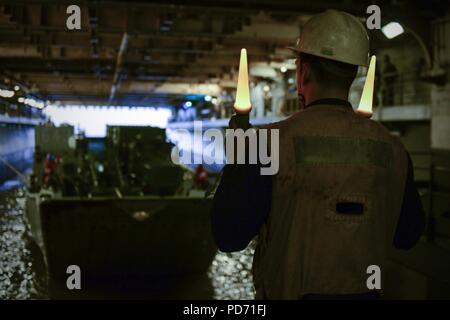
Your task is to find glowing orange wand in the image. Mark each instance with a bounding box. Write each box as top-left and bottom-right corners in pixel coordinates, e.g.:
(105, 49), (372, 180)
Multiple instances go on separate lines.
(230, 48), (252, 129)
(356, 55), (376, 118)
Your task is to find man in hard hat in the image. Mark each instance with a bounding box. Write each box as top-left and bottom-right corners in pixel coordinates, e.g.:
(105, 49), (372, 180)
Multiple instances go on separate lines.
(211, 10), (425, 299)
(382, 54), (398, 106)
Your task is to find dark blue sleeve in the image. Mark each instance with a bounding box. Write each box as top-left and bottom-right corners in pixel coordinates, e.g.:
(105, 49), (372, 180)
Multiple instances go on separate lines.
(393, 153), (426, 249)
(211, 164), (272, 252)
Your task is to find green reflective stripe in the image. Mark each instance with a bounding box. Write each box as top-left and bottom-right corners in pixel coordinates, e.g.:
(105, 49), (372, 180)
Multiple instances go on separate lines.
(294, 136), (392, 167)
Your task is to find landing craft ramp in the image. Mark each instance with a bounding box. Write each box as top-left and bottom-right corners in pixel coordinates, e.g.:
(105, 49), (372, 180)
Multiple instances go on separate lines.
(26, 195), (216, 298)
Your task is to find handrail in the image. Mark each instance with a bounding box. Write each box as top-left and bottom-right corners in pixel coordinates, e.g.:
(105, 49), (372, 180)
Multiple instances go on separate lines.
(0, 114), (44, 126)
(0, 156), (27, 182)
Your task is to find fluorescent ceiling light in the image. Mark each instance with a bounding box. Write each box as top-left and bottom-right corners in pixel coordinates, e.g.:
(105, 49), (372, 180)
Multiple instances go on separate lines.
(382, 22), (404, 39)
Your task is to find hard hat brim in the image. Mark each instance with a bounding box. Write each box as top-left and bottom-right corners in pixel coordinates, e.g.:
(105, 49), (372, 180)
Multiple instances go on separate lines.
(286, 46), (368, 67)
(286, 46), (300, 52)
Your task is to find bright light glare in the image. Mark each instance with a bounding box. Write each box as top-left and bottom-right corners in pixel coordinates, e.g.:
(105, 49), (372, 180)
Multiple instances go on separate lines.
(382, 22), (404, 39)
(0, 88), (15, 98)
(44, 105), (172, 137)
(24, 97), (44, 109)
(280, 66), (287, 73)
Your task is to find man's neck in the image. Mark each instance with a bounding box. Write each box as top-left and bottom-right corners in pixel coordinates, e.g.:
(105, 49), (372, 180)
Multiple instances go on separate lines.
(304, 87), (349, 106)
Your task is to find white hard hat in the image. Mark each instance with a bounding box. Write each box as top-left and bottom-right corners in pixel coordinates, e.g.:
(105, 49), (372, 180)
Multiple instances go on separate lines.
(288, 10), (369, 67)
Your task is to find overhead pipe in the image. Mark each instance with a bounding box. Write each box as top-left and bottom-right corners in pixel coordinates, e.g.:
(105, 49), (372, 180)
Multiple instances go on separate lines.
(109, 32), (129, 103)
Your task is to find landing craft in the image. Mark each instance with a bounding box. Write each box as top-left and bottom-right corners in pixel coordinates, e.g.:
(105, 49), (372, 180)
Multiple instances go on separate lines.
(24, 125), (217, 298)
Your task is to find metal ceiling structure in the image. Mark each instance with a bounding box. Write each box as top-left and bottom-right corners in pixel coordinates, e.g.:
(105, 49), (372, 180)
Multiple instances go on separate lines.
(0, 0), (446, 106)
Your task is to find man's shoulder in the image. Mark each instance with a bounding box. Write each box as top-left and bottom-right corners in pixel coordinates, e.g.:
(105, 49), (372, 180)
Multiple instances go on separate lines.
(364, 118), (408, 159)
(260, 111), (303, 131)
(366, 118), (401, 141)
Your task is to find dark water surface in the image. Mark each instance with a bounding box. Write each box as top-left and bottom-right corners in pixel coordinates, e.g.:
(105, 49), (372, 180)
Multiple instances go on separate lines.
(0, 187), (47, 299)
(0, 187), (255, 300)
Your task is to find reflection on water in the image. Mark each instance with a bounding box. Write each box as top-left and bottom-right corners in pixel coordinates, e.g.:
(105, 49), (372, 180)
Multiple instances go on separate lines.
(0, 188), (47, 299)
(0, 187), (255, 299)
(209, 244), (256, 300)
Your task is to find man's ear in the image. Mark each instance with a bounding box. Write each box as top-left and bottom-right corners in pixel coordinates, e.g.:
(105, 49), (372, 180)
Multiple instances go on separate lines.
(301, 63), (312, 86)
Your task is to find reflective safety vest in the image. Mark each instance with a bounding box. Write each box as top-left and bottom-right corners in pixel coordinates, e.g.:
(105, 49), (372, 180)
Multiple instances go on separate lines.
(253, 103), (408, 299)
